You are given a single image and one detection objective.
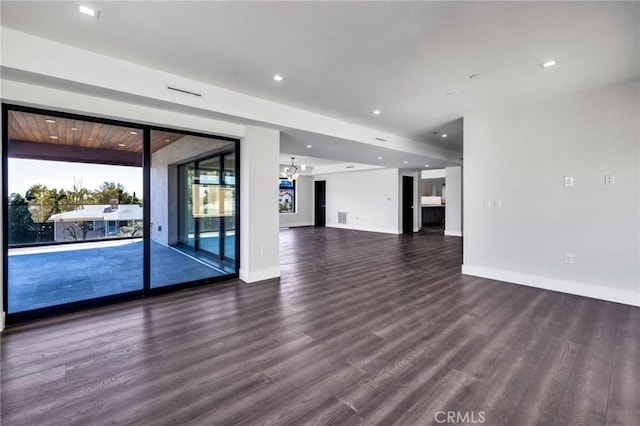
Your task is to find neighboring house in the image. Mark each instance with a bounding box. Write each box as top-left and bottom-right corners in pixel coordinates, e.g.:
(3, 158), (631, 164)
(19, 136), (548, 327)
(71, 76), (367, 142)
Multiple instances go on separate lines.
(47, 203), (143, 241)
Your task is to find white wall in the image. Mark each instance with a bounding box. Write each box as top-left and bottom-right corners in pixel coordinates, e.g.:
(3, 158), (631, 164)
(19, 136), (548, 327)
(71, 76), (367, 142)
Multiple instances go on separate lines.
(316, 168), (401, 234)
(463, 80), (640, 306)
(151, 135), (233, 245)
(445, 166), (462, 237)
(240, 126), (281, 282)
(280, 175), (314, 228)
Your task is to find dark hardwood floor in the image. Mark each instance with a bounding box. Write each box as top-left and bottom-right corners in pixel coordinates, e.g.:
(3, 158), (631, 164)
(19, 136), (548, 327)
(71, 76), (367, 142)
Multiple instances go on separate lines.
(1, 227), (639, 425)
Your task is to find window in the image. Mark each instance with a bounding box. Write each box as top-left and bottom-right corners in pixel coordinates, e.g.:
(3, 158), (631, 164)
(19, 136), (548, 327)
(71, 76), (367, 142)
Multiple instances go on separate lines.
(279, 178), (295, 213)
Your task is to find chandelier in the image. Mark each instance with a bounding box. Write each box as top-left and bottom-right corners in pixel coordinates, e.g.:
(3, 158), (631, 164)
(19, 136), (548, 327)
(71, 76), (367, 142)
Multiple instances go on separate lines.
(281, 157), (306, 180)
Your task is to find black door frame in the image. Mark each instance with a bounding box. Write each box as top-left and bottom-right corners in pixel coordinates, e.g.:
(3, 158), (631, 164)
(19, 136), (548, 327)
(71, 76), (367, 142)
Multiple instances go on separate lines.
(2, 103), (241, 324)
(314, 180), (326, 227)
(178, 150), (236, 263)
(402, 175), (414, 234)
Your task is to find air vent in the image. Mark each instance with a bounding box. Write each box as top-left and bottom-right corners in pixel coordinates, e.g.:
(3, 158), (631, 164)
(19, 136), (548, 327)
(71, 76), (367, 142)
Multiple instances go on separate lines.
(345, 165), (354, 169)
(375, 137), (387, 142)
(166, 85), (203, 97)
(338, 211), (347, 224)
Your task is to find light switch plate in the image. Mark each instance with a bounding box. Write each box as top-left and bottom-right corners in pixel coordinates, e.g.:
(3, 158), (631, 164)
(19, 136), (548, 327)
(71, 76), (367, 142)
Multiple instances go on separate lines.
(564, 176), (574, 187)
(604, 175), (615, 185)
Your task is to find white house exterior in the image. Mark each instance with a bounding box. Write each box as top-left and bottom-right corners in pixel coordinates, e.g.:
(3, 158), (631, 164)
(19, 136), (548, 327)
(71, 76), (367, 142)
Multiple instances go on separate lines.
(48, 204), (143, 241)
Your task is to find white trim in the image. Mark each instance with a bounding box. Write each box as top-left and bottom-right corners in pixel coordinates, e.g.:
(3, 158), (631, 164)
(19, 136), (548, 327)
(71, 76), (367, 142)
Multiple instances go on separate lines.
(279, 222), (314, 228)
(326, 224), (401, 235)
(239, 266), (281, 283)
(462, 264), (640, 307)
(444, 230), (463, 237)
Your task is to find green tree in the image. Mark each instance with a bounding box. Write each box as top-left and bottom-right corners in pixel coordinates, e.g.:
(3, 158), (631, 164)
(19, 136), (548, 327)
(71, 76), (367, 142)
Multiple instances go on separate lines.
(68, 178), (92, 207)
(92, 182), (140, 205)
(25, 184), (68, 222)
(8, 193), (36, 244)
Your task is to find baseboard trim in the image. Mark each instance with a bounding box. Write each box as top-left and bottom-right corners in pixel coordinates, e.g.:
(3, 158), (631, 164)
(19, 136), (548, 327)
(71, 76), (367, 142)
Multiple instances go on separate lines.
(279, 222), (314, 228)
(326, 224), (401, 235)
(239, 266), (281, 283)
(462, 264), (640, 307)
(444, 230), (463, 237)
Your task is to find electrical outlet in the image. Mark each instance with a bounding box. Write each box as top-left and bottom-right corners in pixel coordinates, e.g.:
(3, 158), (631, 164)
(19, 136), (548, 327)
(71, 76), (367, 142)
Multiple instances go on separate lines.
(604, 175), (615, 185)
(564, 253), (574, 264)
(564, 176), (574, 187)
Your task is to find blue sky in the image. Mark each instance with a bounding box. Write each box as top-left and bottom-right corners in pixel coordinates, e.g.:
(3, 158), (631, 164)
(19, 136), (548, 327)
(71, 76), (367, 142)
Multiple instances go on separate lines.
(8, 159), (143, 197)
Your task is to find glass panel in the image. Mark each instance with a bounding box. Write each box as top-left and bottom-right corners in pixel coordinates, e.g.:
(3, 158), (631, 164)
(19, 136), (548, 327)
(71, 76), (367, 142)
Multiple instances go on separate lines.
(195, 156), (220, 257)
(150, 131), (237, 288)
(6, 110), (143, 314)
(222, 153), (236, 260)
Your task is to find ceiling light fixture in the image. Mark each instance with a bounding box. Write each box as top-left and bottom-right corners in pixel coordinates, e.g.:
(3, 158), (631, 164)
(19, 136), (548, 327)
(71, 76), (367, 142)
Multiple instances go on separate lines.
(71, 127), (78, 131)
(425, 165), (430, 168)
(273, 74), (284, 82)
(129, 131), (138, 135)
(403, 161), (409, 164)
(165, 139), (171, 142)
(118, 143), (126, 147)
(441, 134), (448, 138)
(49, 136), (59, 139)
(77, 4), (100, 18)
(45, 119), (56, 123)
(373, 109), (382, 115)
(540, 60), (557, 68)
(281, 157), (300, 180)
(377, 156), (383, 160)
(306, 144), (312, 148)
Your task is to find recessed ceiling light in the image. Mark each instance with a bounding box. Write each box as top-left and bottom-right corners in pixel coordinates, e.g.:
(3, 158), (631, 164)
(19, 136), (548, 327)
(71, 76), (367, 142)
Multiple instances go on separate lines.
(377, 156), (383, 160)
(88, 138), (94, 141)
(425, 164), (430, 168)
(45, 119), (56, 123)
(446, 90), (458, 96)
(540, 60), (557, 68)
(129, 131), (138, 135)
(71, 127), (78, 131)
(49, 135), (59, 139)
(118, 143), (126, 147)
(441, 134), (448, 138)
(403, 161), (409, 164)
(273, 74), (284, 82)
(77, 4), (99, 18)
(372, 109), (382, 115)
(165, 139), (171, 142)
(306, 144), (312, 148)
(300, 165), (307, 171)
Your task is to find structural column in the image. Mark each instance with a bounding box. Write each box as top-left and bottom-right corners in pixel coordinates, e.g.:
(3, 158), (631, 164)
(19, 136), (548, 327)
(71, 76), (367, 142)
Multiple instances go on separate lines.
(239, 126), (280, 283)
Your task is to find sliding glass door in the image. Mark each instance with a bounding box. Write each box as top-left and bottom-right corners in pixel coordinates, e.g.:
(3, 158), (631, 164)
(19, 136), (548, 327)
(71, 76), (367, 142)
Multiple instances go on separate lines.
(3, 106), (144, 316)
(3, 104), (240, 322)
(149, 131), (238, 289)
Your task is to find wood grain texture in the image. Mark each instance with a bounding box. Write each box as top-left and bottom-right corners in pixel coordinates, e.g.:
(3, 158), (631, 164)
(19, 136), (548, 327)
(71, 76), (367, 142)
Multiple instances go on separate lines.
(8, 110), (184, 155)
(1, 227), (639, 425)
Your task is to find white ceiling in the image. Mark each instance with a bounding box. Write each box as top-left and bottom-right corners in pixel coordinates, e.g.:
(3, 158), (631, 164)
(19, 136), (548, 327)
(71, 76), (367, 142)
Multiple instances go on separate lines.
(2, 1), (638, 168)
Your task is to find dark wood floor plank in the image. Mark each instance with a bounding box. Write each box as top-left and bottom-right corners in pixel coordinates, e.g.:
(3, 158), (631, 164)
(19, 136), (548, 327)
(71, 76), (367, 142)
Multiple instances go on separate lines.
(1, 227), (638, 425)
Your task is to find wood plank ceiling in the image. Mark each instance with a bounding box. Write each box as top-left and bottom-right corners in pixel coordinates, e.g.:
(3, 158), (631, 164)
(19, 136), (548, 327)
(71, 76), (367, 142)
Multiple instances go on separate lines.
(8, 111), (184, 165)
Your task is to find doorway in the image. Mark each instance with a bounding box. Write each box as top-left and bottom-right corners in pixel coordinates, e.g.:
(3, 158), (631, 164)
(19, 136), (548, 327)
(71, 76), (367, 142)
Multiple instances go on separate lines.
(402, 176), (414, 234)
(314, 180), (326, 227)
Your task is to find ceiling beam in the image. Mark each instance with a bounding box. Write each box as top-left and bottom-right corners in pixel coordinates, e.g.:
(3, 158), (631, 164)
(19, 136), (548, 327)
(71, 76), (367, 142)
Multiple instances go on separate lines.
(8, 140), (142, 167)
